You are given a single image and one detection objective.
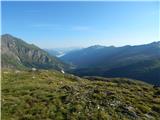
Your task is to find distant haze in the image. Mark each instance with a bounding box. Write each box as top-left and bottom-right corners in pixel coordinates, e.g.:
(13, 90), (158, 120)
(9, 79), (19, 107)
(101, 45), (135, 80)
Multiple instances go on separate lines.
(2, 1), (159, 48)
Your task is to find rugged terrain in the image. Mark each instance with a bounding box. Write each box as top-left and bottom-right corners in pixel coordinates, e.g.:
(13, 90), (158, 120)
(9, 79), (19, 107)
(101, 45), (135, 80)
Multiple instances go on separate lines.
(1, 34), (160, 120)
(2, 70), (160, 120)
(1, 34), (67, 71)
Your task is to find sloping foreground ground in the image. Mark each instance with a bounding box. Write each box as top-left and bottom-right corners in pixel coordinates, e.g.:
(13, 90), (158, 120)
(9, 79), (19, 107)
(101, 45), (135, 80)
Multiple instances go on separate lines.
(2, 70), (160, 120)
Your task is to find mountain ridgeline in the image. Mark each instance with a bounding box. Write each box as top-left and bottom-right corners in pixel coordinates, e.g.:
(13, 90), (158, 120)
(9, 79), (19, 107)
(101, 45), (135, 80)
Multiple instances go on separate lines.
(61, 43), (160, 85)
(1, 34), (160, 85)
(1, 34), (68, 71)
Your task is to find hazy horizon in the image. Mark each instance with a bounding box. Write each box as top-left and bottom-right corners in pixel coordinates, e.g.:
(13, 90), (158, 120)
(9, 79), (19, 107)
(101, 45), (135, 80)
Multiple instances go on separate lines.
(2, 1), (159, 48)
(2, 33), (160, 50)
(43, 40), (160, 49)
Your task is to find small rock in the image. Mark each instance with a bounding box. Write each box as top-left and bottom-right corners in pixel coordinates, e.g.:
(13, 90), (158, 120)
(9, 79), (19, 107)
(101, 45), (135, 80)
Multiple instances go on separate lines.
(15, 70), (20, 73)
(32, 68), (37, 71)
(61, 69), (65, 74)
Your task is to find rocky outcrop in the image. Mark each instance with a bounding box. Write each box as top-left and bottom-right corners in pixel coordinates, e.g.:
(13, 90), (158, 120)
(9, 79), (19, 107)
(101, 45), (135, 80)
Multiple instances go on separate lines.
(1, 34), (68, 70)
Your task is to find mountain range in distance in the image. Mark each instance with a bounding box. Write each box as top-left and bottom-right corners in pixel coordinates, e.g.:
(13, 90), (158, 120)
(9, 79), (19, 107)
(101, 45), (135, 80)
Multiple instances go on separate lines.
(61, 42), (160, 85)
(1, 34), (160, 86)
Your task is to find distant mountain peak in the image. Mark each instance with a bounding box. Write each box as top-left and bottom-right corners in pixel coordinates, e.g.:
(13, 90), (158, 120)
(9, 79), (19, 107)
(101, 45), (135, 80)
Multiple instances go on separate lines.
(87, 45), (106, 49)
(1, 34), (68, 70)
(2, 33), (12, 36)
(150, 41), (160, 47)
(2, 34), (14, 39)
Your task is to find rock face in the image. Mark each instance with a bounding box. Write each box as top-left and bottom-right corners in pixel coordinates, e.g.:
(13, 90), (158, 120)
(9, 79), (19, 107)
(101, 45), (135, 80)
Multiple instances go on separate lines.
(1, 34), (68, 70)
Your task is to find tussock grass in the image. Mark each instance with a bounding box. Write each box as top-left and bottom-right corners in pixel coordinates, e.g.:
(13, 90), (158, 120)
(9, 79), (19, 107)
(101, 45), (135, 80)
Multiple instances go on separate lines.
(2, 70), (160, 120)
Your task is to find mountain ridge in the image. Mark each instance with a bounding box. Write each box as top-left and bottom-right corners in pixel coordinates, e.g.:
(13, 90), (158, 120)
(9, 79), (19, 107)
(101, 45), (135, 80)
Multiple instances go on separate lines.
(1, 34), (68, 71)
(61, 41), (160, 85)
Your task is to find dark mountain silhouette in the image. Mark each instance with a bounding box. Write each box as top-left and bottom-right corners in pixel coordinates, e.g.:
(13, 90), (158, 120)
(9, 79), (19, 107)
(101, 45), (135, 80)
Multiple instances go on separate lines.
(61, 42), (160, 85)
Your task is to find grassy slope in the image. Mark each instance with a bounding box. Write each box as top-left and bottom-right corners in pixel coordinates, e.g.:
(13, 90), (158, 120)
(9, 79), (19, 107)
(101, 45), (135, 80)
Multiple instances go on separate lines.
(2, 70), (160, 120)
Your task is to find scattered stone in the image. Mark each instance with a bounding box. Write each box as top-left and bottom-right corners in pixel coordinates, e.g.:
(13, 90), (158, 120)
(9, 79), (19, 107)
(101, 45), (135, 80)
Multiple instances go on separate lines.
(61, 69), (65, 74)
(32, 68), (37, 71)
(15, 70), (20, 73)
(97, 105), (100, 109)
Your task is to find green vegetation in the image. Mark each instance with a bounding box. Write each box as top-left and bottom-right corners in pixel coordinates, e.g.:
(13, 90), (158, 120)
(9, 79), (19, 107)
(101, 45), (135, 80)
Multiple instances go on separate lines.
(1, 34), (68, 70)
(61, 42), (160, 85)
(2, 70), (160, 120)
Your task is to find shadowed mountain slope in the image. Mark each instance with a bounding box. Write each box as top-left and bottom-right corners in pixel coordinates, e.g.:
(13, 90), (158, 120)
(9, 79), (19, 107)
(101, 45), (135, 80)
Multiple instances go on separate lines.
(1, 34), (68, 71)
(61, 42), (160, 85)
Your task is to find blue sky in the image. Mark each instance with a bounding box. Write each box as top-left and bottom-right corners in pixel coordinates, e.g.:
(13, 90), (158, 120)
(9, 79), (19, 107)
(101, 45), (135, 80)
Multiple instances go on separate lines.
(2, 1), (159, 48)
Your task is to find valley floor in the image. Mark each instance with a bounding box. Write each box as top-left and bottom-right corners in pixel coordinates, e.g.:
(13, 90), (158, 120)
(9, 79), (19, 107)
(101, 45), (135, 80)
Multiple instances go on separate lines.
(2, 70), (160, 120)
